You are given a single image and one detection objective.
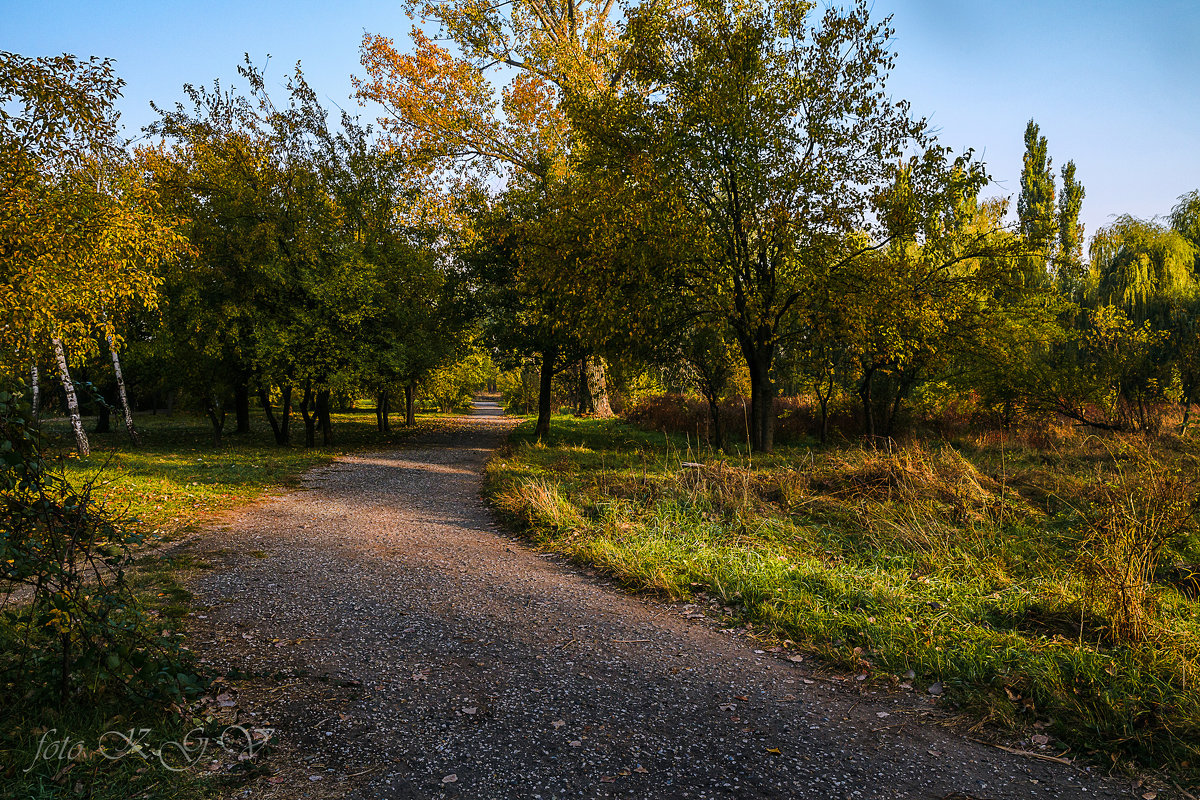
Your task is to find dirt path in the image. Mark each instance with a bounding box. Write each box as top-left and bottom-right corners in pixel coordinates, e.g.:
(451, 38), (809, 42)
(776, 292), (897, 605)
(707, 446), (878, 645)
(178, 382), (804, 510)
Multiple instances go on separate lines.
(187, 402), (1136, 799)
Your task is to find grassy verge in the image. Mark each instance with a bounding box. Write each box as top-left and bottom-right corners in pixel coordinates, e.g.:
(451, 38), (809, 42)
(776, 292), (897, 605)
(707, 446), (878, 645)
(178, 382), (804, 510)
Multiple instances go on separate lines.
(2, 410), (443, 798)
(45, 411), (450, 539)
(485, 416), (1200, 776)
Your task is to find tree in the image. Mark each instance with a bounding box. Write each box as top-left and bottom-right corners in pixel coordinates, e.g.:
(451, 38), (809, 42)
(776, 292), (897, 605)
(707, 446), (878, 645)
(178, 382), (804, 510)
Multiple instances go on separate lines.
(1017, 119), (1056, 284)
(149, 60), (451, 446)
(1087, 216), (1195, 326)
(356, 0), (628, 431)
(572, 0), (999, 450)
(1, 52), (185, 453)
(1055, 160), (1086, 299)
(463, 184), (591, 439)
(1171, 190), (1200, 263)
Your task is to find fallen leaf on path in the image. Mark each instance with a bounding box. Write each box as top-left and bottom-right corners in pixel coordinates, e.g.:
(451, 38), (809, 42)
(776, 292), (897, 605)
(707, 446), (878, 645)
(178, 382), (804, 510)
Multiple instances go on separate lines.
(787, 655), (804, 663)
(766, 747), (781, 755)
(876, 712), (890, 718)
(633, 766), (648, 774)
(927, 682), (944, 696)
(442, 774), (457, 784)
(462, 707), (477, 715)
(734, 695), (749, 702)
(600, 776), (615, 783)
(1031, 734), (1049, 746)
(569, 740), (581, 747)
(551, 720), (565, 729)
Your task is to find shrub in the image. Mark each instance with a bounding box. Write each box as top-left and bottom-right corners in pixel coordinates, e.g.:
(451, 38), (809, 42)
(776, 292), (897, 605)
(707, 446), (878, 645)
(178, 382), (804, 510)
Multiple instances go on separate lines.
(0, 383), (202, 705)
(1076, 450), (1200, 643)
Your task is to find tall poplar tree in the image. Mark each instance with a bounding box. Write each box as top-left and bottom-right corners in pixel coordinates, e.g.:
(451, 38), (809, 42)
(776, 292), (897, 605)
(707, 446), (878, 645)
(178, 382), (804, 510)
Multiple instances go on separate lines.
(1017, 119), (1056, 286)
(1055, 160), (1086, 298)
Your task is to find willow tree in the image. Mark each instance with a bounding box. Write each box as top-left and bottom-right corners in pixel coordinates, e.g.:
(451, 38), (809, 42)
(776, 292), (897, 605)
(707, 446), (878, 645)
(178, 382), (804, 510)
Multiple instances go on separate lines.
(1088, 216), (1196, 326)
(355, 0), (626, 420)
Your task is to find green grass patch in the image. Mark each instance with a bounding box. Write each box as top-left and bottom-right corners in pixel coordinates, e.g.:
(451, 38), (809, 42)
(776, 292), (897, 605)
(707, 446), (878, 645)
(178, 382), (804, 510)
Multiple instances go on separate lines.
(42, 411), (448, 539)
(486, 416), (1200, 775)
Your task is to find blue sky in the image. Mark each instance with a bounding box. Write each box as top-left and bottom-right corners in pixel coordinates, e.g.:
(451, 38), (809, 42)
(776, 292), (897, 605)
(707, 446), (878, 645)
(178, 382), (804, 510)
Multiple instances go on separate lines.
(5, 0), (1197, 238)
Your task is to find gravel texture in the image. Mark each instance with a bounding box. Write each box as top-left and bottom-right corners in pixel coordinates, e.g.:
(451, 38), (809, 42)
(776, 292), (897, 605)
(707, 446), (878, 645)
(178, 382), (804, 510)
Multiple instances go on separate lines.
(186, 400), (1140, 799)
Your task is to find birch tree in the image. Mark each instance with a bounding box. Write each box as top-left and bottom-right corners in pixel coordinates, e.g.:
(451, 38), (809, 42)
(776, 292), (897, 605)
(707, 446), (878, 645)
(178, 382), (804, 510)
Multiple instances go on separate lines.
(1, 52), (185, 453)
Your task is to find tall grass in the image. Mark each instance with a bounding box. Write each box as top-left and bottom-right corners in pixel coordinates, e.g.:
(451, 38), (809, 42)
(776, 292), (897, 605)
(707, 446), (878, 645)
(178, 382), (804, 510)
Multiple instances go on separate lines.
(486, 416), (1200, 773)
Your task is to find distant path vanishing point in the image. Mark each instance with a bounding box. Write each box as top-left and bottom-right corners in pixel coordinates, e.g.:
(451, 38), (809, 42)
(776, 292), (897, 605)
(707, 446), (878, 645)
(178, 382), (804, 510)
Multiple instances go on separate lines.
(187, 398), (1135, 799)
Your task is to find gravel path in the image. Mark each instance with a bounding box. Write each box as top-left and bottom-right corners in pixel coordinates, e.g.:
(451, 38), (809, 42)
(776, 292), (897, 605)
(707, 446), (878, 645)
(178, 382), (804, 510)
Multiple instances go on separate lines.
(188, 401), (1138, 799)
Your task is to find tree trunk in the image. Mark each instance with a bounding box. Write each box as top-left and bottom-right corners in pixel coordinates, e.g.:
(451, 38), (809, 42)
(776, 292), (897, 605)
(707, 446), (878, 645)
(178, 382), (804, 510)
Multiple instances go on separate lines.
(382, 392), (391, 432)
(404, 383), (415, 426)
(52, 337), (89, 456)
(535, 347), (557, 441)
(260, 386), (292, 446)
(705, 392), (725, 451)
(30, 362), (40, 420)
(1181, 398), (1192, 437)
(204, 395), (226, 445)
(94, 400), (112, 433)
(107, 337), (140, 445)
(584, 355), (614, 418)
(857, 366), (876, 440)
(576, 360), (588, 416)
(234, 381), (251, 435)
(300, 384), (316, 448)
(818, 393), (830, 445)
(743, 344), (775, 453)
(317, 389), (332, 446)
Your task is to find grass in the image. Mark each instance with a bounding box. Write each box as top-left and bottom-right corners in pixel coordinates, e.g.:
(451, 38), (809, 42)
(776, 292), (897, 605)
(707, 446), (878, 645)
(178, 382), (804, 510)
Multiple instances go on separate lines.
(485, 415), (1200, 777)
(0, 552), (261, 799)
(43, 410), (450, 540)
(1, 408), (444, 798)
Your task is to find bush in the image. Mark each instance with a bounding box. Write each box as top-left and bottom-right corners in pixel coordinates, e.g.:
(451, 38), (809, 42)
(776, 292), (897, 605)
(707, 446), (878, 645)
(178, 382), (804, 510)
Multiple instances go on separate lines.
(0, 383), (202, 706)
(1076, 449), (1200, 643)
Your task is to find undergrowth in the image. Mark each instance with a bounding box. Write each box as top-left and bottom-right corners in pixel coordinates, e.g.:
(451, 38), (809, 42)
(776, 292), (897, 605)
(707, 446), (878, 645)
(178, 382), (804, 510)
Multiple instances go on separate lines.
(486, 416), (1200, 776)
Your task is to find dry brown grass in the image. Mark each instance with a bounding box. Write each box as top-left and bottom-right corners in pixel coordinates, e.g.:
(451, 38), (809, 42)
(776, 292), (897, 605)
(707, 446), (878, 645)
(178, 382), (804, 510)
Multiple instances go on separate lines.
(1075, 451), (1200, 643)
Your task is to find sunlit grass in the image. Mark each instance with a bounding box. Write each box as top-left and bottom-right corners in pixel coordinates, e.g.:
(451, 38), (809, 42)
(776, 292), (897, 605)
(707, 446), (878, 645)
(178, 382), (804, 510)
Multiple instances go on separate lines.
(41, 410), (448, 540)
(486, 415), (1200, 774)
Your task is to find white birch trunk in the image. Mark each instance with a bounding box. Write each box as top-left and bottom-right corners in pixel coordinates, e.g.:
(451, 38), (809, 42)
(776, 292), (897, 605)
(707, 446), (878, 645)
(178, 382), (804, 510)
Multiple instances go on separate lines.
(52, 337), (90, 456)
(30, 362), (40, 418)
(107, 336), (140, 445)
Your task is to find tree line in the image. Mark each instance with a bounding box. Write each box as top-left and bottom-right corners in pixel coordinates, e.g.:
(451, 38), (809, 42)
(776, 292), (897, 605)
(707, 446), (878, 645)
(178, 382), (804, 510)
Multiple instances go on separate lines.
(359, 0), (1199, 450)
(4, 0), (1200, 455)
(2, 53), (474, 452)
